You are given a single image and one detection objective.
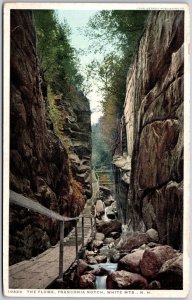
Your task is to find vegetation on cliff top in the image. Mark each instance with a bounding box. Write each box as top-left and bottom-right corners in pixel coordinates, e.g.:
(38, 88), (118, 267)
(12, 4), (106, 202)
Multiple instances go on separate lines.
(34, 10), (86, 209)
(34, 9), (148, 171)
(34, 10), (83, 94)
(86, 10), (148, 157)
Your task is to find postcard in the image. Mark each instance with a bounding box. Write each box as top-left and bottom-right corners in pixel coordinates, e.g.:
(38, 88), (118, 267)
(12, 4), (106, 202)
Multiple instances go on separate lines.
(3, 2), (190, 298)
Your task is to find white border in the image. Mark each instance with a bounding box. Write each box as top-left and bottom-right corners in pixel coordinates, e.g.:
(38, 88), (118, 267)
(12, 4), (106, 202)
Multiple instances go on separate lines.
(3, 2), (190, 298)
(3, 2), (191, 10)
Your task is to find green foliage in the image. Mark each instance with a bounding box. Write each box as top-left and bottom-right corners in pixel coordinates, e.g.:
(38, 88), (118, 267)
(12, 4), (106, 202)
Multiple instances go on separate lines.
(92, 119), (112, 169)
(86, 10), (149, 151)
(33, 10), (83, 94)
(87, 10), (149, 55)
(47, 87), (71, 149)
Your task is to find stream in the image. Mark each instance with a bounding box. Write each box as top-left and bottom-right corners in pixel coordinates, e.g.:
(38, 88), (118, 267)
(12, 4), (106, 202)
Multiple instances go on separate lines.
(49, 186), (182, 291)
(91, 262), (118, 289)
(91, 194), (118, 289)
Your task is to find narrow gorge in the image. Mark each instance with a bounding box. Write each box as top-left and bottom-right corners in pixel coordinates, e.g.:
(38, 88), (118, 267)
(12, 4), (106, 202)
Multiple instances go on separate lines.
(8, 8), (185, 292)
(10, 10), (92, 265)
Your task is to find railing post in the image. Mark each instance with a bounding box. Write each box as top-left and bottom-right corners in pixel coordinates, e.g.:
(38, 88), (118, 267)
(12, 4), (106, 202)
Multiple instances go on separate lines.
(94, 216), (96, 238)
(58, 221), (64, 281)
(75, 220), (79, 276)
(90, 217), (93, 237)
(82, 217), (84, 248)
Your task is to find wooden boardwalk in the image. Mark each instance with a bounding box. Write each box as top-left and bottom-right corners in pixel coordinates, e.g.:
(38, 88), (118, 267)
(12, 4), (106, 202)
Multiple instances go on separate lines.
(9, 173), (99, 289)
(9, 215), (93, 289)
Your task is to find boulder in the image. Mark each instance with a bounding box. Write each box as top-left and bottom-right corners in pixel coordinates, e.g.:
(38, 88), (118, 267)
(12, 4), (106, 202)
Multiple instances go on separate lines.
(79, 273), (96, 289)
(85, 238), (93, 251)
(106, 207), (116, 219)
(86, 256), (97, 265)
(131, 244), (149, 252)
(92, 240), (103, 249)
(111, 202), (117, 212)
(79, 259), (94, 275)
(109, 232), (121, 239)
(116, 232), (149, 251)
(104, 197), (114, 207)
(95, 255), (108, 263)
(118, 250), (145, 273)
(154, 254), (183, 289)
(95, 232), (105, 241)
(148, 242), (160, 248)
(110, 252), (121, 263)
(97, 220), (122, 236)
(85, 250), (95, 257)
(104, 237), (115, 245)
(146, 228), (159, 242)
(93, 267), (109, 276)
(140, 245), (176, 277)
(99, 186), (111, 198)
(95, 200), (105, 217)
(148, 280), (161, 289)
(106, 270), (148, 289)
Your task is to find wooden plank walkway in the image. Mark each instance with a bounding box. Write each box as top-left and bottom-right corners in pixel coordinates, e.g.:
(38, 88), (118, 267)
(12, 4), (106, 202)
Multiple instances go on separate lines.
(9, 216), (93, 289)
(9, 171), (99, 289)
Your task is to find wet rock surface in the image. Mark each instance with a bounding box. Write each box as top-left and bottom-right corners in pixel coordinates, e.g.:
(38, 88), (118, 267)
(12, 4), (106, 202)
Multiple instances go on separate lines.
(106, 270), (148, 289)
(79, 259), (94, 275)
(96, 220), (122, 236)
(79, 273), (96, 289)
(118, 250), (145, 273)
(76, 239), (183, 290)
(154, 254), (183, 289)
(140, 245), (176, 277)
(116, 232), (149, 251)
(95, 255), (108, 264)
(92, 240), (103, 249)
(92, 267), (109, 276)
(72, 186), (183, 291)
(86, 256), (98, 265)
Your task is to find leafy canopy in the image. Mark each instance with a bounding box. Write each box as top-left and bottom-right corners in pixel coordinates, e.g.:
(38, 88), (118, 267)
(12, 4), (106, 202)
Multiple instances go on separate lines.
(33, 10), (83, 93)
(92, 119), (112, 169)
(86, 10), (149, 153)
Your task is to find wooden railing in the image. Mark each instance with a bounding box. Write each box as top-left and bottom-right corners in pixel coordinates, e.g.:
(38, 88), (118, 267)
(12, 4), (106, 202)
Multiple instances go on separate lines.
(9, 190), (95, 282)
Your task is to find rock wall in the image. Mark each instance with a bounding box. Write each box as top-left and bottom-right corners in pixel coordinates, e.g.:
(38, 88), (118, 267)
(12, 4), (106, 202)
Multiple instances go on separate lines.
(114, 11), (184, 249)
(9, 11), (92, 264)
(51, 90), (92, 198)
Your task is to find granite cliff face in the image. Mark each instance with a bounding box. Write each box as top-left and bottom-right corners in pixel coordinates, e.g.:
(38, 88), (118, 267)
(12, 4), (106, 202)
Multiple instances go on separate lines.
(113, 11), (184, 249)
(9, 11), (92, 264)
(50, 91), (92, 199)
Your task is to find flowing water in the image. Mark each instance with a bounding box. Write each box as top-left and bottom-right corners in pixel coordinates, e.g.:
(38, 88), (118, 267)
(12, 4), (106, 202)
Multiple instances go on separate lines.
(91, 262), (118, 289)
(96, 276), (107, 289)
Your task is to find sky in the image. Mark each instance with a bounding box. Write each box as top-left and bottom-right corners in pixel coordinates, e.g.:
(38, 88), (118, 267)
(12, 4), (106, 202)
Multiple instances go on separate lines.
(56, 10), (104, 124)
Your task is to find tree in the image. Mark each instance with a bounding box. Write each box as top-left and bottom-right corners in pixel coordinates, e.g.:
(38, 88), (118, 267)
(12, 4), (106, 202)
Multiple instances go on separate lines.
(86, 10), (149, 153)
(87, 10), (149, 55)
(33, 10), (83, 94)
(92, 119), (112, 169)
